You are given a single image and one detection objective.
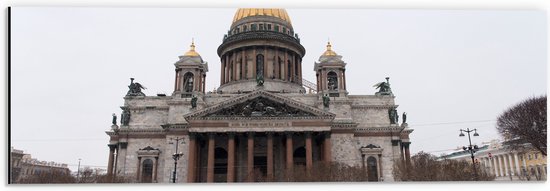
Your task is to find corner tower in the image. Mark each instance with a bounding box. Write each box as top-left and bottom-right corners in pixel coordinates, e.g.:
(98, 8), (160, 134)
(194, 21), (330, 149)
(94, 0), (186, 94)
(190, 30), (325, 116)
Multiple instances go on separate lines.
(217, 8), (306, 93)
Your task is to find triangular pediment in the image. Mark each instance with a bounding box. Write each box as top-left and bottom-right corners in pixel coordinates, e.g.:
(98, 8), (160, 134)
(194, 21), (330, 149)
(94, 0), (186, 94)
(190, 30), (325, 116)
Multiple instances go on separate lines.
(185, 90), (335, 120)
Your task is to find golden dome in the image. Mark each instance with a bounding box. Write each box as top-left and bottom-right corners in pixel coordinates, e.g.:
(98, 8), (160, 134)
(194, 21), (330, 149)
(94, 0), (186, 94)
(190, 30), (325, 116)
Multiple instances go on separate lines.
(232, 8), (292, 27)
(183, 40), (200, 57)
(322, 41), (337, 56)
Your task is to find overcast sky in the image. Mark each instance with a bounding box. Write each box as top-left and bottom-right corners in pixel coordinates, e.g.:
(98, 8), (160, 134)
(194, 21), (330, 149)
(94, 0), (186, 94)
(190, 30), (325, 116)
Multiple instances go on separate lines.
(10, 7), (546, 172)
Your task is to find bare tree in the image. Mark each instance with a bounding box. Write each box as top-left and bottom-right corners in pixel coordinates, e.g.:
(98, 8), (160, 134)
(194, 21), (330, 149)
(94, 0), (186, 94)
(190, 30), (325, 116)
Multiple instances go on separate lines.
(393, 152), (495, 181)
(287, 162), (366, 182)
(496, 95), (547, 156)
(18, 170), (76, 184)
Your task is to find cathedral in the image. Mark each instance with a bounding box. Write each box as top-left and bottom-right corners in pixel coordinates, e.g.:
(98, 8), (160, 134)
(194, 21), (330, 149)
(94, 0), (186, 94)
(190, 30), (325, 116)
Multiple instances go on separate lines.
(106, 8), (413, 183)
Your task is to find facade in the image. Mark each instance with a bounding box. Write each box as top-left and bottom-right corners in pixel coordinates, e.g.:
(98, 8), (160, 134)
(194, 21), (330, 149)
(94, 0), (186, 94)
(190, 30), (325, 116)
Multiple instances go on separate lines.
(105, 8), (413, 183)
(9, 147), (24, 183)
(10, 147), (71, 183)
(441, 139), (547, 181)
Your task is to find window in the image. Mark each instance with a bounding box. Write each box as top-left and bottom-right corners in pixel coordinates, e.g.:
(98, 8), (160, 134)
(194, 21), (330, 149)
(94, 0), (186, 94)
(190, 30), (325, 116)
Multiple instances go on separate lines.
(282, 27), (286, 34)
(535, 153), (538, 159)
(287, 60), (292, 81)
(367, 156), (379, 182)
(141, 159), (153, 183)
(243, 25), (248, 32)
(239, 58), (243, 79)
(327, 71), (338, 90)
(267, 24), (272, 30)
(183, 72), (194, 93)
(229, 62), (234, 81)
(278, 57), (283, 79)
(259, 24), (264, 30)
(251, 24), (257, 31)
(274, 25), (279, 32)
(235, 28), (240, 33)
(272, 57), (276, 78)
(256, 54), (264, 78)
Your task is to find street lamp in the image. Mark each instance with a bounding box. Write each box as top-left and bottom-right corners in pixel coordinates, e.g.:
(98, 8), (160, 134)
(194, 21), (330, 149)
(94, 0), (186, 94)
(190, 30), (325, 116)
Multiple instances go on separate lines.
(170, 137), (184, 183)
(459, 128), (480, 180)
(77, 158), (82, 183)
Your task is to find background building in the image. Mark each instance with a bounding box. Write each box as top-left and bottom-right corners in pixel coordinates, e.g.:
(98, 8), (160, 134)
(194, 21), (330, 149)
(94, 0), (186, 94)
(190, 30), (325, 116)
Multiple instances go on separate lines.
(106, 8), (413, 183)
(9, 147), (71, 183)
(440, 139), (547, 181)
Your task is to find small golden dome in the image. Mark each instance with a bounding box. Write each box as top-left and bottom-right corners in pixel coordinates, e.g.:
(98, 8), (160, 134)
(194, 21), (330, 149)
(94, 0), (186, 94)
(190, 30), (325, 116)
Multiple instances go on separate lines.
(322, 41), (337, 56)
(232, 8), (292, 27)
(183, 40), (200, 57)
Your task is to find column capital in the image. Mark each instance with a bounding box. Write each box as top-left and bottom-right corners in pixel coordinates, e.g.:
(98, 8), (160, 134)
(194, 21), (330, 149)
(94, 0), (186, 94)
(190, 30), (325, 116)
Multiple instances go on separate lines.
(108, 144), (118, 150)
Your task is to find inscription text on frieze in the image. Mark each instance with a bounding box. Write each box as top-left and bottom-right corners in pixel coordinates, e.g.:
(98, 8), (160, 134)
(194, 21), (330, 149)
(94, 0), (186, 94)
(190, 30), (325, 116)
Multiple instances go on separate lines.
(229, 122), (291, 128)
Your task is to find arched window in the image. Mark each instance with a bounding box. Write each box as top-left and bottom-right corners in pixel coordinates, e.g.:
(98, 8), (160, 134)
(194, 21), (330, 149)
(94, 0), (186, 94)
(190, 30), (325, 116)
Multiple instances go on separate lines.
(245, 60), (249, 79)
(367, 156), (378, 181)
(229, 62), (234, 81)
(287, 60), (292, 81)
(183, 72), (194, 93)
(256, 54), (264, 78)
(278, 57), (283, 79)
(295, 59), (299, 79)
(239, 58), (243, 80)
(327, 71), (338, 90)
(272, 56), (276, 79)
(142, 159), (153, 183)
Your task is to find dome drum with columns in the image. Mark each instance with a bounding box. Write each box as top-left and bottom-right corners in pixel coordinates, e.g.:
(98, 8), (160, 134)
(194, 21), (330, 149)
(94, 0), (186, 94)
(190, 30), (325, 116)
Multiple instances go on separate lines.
(217, 8), (305, 93)
(106, 8), (413, 183)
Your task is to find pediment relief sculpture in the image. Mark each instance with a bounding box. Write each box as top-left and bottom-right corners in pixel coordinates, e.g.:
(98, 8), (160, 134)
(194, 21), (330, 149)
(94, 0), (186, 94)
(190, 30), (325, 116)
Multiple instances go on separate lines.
(205, 96), (315, 117)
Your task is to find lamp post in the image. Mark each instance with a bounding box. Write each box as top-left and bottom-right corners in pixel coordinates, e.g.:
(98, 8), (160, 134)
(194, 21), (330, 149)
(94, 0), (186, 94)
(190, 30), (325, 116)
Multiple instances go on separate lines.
(459, 128), (480, 180)
(76, 158), (81, 183)
(170, 137), (184, 183)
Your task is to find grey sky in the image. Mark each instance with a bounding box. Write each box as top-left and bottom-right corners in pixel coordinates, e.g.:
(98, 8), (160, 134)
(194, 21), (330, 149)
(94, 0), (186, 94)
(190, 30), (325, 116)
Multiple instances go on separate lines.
(10, 7), (546, 172)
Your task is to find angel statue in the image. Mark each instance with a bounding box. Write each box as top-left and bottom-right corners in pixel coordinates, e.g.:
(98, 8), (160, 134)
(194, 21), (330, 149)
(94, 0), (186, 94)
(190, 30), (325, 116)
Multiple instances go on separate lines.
(373, 77), (393, 96)
(126, 78), (146, 96)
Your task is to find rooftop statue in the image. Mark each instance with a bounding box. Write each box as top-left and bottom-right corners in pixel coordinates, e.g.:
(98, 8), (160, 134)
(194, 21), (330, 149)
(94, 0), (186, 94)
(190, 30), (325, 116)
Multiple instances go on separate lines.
(388, 109), (398, 124)
(121, 109), (131, 126)
(191, 95), (198, 108)
(126, 78), (146, 96)
(111, 113), (117, 125)
(374, 77), (393, 96)
(322, 94), (330, 108)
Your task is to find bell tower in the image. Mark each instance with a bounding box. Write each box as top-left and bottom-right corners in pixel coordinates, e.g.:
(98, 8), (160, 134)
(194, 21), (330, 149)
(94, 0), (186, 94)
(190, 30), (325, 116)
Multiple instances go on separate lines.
(314, 41), (348, 97)
(173, 40), (209, 97)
